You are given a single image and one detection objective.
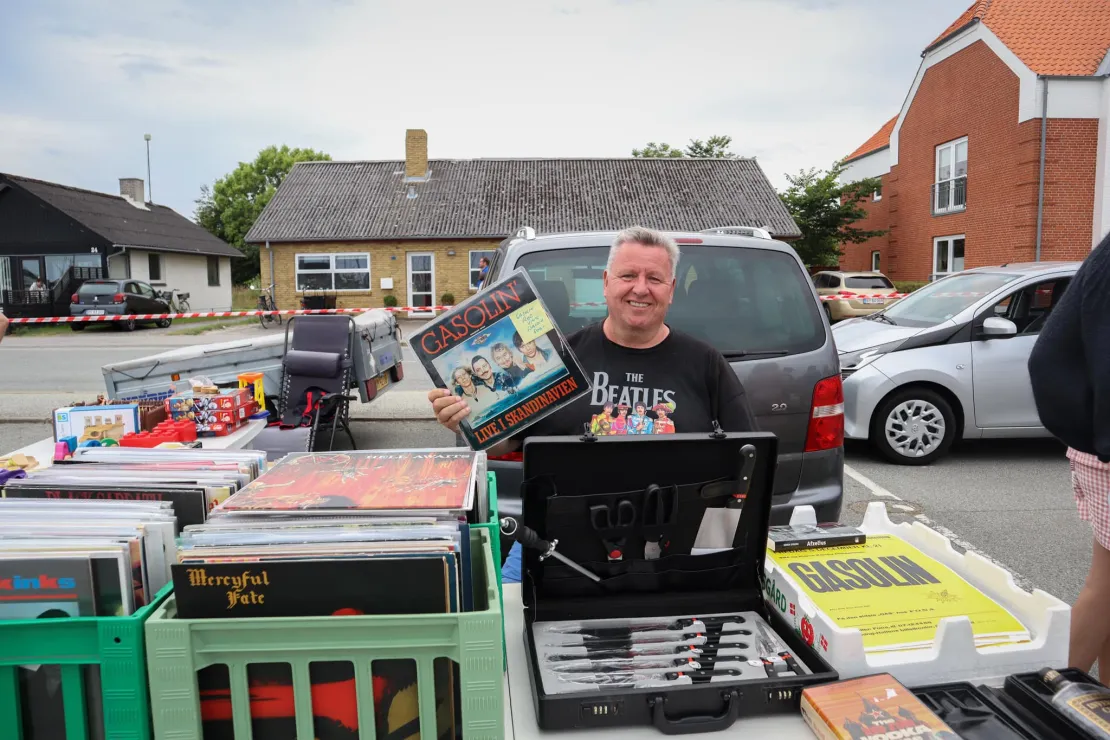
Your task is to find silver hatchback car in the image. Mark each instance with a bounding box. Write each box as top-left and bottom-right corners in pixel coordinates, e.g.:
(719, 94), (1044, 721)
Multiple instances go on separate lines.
(834, 262), (1080, 465)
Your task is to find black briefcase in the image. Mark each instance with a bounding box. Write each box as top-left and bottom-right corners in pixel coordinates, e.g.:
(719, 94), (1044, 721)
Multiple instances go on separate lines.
(519, 430), (838, 734)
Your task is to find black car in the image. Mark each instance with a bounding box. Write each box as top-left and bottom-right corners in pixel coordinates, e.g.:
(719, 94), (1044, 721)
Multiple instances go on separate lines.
(69, 279), (172, 331)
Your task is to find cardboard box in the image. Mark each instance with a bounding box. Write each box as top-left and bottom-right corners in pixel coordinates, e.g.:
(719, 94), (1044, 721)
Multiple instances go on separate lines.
(54, 404), (140, 444)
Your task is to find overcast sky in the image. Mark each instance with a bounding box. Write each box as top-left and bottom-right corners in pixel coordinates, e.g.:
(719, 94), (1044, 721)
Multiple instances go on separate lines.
(1, 0), (972, 219)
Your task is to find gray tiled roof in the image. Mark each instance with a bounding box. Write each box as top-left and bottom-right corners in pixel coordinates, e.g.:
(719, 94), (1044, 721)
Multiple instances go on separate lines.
(5, 174), (243, 258)
(245, 158), (801, 243)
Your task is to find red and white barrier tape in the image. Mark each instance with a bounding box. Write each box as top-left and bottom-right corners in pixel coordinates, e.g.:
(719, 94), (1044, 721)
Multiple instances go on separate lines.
(6, 307), (453, 325)
(7, 293), (914, 324)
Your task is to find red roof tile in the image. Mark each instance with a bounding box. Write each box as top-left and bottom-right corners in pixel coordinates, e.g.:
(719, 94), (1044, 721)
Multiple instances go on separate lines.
(845, 116), (898, 163)
(927, 0), (1110, 76)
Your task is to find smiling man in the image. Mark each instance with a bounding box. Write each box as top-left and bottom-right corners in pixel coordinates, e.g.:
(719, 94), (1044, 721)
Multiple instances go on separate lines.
(428, 225), (757, 449)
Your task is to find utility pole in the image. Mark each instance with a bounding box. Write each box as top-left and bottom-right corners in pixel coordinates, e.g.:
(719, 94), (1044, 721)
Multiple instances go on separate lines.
(144, 133), (152, 203)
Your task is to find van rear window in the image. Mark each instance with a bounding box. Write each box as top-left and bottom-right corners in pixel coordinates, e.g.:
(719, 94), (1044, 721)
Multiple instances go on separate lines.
(515, 246), (826, 358)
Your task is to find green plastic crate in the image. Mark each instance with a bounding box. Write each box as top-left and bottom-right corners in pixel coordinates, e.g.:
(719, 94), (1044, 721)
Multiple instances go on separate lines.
(144, 527), (503, 740)
(0, 584), (174, 740)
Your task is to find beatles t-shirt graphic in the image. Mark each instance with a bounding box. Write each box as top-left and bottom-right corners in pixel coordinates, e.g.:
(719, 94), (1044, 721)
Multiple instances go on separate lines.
(587, 373), (677, 436)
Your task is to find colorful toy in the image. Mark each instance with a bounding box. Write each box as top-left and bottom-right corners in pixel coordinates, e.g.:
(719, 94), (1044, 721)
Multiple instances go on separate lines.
(238, 372), (267, 409)
(54, 404), (140, 445)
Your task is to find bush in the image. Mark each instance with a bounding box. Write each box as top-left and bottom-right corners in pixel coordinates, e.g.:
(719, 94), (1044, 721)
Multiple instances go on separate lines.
(894, 281), (928, 295)
(382, 294), (398, 308)
(440, 293), (456, 305)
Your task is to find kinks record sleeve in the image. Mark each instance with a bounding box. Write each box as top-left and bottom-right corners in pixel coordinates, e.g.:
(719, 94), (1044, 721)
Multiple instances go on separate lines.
(411, 269), (591, 451)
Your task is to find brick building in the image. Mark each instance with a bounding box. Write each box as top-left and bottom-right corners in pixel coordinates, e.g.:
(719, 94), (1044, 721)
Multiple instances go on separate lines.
(839, 0), (1110, 282)
(245, 129), (800, 312)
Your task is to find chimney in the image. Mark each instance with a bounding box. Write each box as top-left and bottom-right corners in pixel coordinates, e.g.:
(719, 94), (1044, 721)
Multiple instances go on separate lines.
(405, 129), (428, 180)
(119, 178), (145, 203)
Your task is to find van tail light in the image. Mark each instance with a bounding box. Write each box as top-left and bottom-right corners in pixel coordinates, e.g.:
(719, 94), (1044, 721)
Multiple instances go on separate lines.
(392, 362), (404, 383)
(71, 293), (79, 304)
(113, 293), (125, 303)
(805, 375), (845, 452)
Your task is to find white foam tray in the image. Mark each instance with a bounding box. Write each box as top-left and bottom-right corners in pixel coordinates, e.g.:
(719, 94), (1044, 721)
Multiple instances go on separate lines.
(763, 502), (1069, 687)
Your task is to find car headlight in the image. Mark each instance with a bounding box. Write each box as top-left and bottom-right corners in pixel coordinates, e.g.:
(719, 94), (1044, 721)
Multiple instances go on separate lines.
(838, 340), (903, 374)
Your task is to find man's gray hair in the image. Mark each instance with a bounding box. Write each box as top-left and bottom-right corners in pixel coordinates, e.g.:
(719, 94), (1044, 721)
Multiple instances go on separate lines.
(607, 226), (680, 279)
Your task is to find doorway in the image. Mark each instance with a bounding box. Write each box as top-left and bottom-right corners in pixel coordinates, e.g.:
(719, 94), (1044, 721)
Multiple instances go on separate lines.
(407, 252), (436, 316)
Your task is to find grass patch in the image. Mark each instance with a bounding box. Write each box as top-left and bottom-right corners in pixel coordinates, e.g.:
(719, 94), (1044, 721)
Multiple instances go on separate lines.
(233, 285), (260, 310)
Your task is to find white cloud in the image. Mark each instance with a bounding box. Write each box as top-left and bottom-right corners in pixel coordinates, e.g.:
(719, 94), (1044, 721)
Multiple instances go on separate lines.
(3, 0), (973, 216)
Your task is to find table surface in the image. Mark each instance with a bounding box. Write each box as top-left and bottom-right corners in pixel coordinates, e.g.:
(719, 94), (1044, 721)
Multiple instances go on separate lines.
(502, 584), (813, 739)
(3, 418), (267, 470)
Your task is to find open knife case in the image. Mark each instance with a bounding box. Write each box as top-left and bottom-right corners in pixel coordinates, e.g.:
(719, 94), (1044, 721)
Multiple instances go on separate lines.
(518, 430), (838, 733)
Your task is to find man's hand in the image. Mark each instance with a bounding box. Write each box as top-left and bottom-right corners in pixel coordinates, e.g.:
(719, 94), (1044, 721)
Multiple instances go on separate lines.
(428, 388), (471, 432)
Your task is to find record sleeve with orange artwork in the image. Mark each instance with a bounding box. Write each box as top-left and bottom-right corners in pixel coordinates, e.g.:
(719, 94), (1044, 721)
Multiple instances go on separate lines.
(217, 450), (477, 512)
(800, 674), (957, 740)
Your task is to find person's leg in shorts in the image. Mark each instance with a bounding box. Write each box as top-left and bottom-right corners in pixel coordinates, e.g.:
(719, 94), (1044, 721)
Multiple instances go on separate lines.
(1067, 452), (1110, 672)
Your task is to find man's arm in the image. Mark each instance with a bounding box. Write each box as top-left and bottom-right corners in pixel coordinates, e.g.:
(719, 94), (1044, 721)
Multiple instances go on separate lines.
(0, 312), (8, 344)
(710, 353), (758, 432)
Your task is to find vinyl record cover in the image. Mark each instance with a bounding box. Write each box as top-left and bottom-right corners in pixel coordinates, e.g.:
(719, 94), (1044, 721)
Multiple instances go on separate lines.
(0, 558), (96, 619)
(411, 269), (591, 450)
(801, 673), (958, 740)
(2, 482), (212, 530)
(217, 450), (476, 513)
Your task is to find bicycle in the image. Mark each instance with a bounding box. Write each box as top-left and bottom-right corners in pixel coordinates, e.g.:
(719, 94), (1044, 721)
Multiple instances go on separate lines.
(258, 284), (283, 329)
(157, 289), (191, 313)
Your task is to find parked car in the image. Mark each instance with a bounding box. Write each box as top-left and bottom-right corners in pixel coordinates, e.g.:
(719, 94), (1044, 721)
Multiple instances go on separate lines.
(70, 279), (172, 331)
(813, 270), (901, 322)
(834, 262), (1079, 465)
(480, 228), (846, 545)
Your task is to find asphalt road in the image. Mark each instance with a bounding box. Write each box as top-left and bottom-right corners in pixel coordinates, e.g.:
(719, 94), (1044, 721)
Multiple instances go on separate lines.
(0, 421), (1084, 609)
(0, 322), (433, 394)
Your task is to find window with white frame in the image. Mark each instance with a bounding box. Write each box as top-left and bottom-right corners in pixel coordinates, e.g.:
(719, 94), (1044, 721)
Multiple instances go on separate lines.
(295, 253), (371, 291)
(871, 251), (881, 272)
(934, 137), (967, 214)
(932, 235), (965, 278)
(469, 250), (495, 289)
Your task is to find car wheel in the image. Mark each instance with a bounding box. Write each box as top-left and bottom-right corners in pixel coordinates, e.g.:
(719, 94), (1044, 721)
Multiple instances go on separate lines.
(116, 318), (136, 332)
(156, 319), (172, 329)
(70, 323), (85, 331)
(871, 387), (956, 465)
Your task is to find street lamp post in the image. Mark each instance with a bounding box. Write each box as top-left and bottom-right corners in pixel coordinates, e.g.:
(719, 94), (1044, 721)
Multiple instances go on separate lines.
(144, 133), (152, 203)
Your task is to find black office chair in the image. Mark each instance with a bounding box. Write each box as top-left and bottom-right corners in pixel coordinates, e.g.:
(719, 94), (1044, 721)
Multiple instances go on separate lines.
(255, 315), (357, 459)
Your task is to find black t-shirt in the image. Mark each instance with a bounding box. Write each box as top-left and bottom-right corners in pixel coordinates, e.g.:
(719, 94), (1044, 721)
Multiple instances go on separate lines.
(516, 322), (757, 440)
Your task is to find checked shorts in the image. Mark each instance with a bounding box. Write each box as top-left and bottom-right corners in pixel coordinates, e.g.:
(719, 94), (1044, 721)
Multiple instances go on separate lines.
(1069, 448), (1110, 550)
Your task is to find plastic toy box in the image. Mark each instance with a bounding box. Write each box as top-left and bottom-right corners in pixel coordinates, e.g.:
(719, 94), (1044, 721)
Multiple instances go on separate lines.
(762, 502), (1070, 688)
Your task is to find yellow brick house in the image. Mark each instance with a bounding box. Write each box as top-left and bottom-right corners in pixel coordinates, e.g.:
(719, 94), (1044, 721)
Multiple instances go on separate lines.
(245, 129), (801, 313)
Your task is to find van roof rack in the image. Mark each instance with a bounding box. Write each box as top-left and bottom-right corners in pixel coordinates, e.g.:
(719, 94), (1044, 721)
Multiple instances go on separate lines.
(700, 226), (772, 240)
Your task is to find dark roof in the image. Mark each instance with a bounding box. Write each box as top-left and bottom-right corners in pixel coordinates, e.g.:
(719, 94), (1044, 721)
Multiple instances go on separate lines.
(244, 158), (801, 243)
(3, 174), (242, 258)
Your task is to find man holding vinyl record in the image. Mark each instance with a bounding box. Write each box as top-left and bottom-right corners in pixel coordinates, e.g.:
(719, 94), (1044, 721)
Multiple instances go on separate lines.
(426, 226), (759, 580)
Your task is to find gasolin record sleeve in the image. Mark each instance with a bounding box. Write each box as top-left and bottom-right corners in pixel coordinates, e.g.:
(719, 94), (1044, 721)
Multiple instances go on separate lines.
(411, 269), (591, 450)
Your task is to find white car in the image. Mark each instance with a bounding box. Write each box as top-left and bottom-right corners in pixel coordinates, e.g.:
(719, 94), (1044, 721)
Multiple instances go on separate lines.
(834, 262), (1079, 465)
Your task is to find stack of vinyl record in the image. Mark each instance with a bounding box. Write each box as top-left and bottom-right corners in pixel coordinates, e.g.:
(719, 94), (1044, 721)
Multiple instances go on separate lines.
(0, 446), (265, 740)
(168, 447), (488, 740)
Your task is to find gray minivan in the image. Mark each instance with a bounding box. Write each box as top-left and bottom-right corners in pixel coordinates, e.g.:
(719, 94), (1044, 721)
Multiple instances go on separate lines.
(482, 228), (845, 529)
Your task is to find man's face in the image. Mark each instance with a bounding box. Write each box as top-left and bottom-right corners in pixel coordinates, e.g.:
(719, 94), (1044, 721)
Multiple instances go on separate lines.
(520, 340), (537, 357)
(473, 358), (494, 380)
(603, 242), (675, 333)
(492, 347), (513, 369)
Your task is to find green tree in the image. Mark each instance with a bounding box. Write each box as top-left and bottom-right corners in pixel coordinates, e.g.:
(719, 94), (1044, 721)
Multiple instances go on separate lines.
(779, 161), (886, 268)
(632, 135), (739, 159)
(631, 141), (685, 158)
(195, 145), (331, 285)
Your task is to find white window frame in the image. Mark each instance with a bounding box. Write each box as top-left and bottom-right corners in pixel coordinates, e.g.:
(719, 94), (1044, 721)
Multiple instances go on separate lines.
(406, 252), (436, 316)
(468, 250), (496, 291)
(873, 189), (882, 202)
(934, 137), (968, 214)
(294, 252), (371, 292)
(932, 235), (966, 279)
(871, 251), (881, 272)
(147, 253), (163, 284)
